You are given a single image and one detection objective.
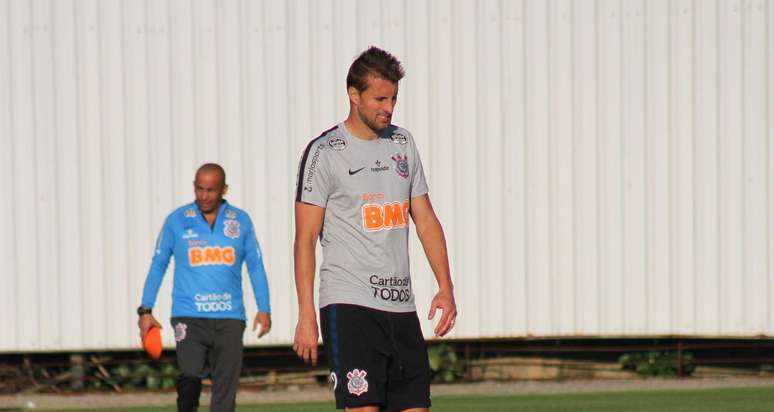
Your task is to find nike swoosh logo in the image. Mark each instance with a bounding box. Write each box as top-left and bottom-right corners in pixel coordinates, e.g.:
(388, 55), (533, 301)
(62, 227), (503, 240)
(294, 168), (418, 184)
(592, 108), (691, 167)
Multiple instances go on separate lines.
(348, 167), (365, 175)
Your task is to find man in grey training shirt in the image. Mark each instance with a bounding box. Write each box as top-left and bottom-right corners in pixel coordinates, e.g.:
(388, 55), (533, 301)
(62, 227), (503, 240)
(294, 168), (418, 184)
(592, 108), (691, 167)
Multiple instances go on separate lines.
(293, 47), (457, 412)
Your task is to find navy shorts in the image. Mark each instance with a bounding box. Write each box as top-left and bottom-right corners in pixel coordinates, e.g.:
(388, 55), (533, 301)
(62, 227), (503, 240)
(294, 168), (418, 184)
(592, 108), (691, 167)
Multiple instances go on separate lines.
(320, 304), (431, 411)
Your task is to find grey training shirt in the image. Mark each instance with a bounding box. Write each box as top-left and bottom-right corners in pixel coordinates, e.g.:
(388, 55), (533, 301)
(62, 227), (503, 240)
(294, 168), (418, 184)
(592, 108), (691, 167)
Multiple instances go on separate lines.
(296, 123), (428, 313)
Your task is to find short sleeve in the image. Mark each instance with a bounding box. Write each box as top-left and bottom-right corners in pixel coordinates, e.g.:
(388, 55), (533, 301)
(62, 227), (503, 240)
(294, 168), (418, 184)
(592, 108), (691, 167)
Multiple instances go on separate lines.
(295, 139), (333, 207)
(407, 132), (429, 198)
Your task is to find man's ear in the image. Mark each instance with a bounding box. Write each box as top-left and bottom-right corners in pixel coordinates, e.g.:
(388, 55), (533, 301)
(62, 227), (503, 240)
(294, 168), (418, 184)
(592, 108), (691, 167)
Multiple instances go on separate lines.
(348, 86), (360, 106)
(222, 184), (229, 197)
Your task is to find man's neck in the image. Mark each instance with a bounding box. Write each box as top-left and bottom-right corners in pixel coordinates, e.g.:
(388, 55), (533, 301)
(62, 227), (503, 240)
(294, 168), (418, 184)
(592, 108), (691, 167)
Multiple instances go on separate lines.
(201, 203), (221, 228)
(344, 114), (378, 140)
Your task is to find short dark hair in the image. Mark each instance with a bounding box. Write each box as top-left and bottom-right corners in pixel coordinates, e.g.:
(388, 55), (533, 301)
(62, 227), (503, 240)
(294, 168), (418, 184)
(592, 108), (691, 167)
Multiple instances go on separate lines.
(346, 46), (405, 92)
(195, 163), (227, 187)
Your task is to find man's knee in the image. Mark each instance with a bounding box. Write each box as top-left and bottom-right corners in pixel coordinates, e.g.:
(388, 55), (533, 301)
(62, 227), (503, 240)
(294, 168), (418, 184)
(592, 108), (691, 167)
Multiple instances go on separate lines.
(177, 372), (202, 392)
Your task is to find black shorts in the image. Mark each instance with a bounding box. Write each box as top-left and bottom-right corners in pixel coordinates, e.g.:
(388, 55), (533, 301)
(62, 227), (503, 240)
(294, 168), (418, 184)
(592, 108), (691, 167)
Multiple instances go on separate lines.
(320, 304), (431, 411)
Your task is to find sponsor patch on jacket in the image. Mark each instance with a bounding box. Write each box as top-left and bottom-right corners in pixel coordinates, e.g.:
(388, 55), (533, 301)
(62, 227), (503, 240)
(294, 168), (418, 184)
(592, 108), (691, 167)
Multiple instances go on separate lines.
(390, 132), (407, 144)
(182, 228), (198, 239)
(188, 246), (236, 266)
(329, 137), (347, 151)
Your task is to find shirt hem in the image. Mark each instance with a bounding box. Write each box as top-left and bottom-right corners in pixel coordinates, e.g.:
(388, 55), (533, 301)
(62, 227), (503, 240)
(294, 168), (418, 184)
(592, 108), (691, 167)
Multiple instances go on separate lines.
(319, 298), (417, 313)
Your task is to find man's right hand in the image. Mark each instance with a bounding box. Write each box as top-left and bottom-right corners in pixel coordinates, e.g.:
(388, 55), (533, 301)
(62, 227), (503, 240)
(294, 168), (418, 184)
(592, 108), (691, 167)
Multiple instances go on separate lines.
(138, 314), (161, 340)
(292, 318), (319, 366)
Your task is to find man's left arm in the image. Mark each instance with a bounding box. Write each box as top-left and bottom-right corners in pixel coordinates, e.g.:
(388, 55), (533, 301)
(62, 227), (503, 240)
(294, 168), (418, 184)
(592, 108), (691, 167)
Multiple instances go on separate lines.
(409, 194), (457, 337)
(244, 223), (271, 338)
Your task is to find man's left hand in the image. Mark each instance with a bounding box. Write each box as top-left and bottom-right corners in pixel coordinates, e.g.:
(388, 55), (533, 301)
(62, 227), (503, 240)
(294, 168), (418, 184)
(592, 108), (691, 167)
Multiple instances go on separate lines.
(428, 290), (457, 337)
(253, 312), (271, 338)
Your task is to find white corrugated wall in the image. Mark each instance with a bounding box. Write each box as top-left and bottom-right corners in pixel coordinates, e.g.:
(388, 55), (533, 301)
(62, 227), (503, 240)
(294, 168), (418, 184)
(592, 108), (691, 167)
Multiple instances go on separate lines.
(0, 0), (772, 352)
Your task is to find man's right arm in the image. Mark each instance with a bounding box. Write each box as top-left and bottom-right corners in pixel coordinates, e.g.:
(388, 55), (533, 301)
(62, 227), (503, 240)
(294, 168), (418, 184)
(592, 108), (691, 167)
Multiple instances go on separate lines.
(292, 201), (325, 366)
(138, 217), (174, 339)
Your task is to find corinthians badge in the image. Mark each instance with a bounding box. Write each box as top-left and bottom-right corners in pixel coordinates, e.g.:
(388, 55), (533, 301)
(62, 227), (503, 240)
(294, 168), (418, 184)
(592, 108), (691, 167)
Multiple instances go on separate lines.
(391, 153), (409, 179)
(223, 219), (240, 239)
(346, 369), (368, 396)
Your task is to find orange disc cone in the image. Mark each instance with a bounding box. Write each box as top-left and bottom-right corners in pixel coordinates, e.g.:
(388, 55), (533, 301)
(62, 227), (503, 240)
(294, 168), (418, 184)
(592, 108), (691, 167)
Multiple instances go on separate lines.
(143, 325), (162, 359)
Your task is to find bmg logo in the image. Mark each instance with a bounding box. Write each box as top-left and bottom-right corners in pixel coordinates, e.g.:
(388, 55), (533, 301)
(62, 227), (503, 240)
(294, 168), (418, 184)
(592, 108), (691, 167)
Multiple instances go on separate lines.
(188, 246), (236, 266)
(362, 200), (409, 232)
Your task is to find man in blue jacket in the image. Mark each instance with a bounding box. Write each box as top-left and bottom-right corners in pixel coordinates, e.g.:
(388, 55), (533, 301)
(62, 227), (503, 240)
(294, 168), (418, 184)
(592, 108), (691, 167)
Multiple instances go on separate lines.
(137, 163), (271, 412)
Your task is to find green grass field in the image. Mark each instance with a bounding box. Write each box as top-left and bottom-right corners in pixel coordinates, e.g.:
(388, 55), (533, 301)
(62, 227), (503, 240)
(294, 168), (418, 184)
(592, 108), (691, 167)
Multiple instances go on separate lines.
(41, 385), (774, 412)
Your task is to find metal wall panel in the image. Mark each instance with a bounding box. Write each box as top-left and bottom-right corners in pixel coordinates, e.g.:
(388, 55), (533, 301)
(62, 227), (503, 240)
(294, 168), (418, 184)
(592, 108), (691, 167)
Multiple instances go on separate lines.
(1, 0), (772, 352)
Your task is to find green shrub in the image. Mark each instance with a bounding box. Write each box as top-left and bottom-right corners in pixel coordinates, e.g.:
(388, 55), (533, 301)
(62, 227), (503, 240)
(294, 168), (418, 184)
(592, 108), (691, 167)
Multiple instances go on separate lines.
(427, 344), (464, 383)
(619, 351), (695, 377)
(106, 361), (178, 390)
